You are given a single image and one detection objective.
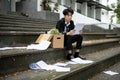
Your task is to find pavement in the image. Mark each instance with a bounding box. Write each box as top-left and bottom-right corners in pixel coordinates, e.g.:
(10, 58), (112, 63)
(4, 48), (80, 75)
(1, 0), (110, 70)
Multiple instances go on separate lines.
(89, 62), (120, 80)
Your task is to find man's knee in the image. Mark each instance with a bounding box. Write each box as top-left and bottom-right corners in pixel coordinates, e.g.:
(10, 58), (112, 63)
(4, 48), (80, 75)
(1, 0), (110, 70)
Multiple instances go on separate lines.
(76, 35), (83, 41)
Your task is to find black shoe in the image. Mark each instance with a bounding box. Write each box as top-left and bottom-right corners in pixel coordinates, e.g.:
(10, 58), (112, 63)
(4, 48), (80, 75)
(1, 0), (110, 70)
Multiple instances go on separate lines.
(67, 54), (74, 60)
(74, 52), (86, 60)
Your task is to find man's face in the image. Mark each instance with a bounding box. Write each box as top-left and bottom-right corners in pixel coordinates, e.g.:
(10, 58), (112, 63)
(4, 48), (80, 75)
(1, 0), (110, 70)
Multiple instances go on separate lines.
(64, 12), (72, 22)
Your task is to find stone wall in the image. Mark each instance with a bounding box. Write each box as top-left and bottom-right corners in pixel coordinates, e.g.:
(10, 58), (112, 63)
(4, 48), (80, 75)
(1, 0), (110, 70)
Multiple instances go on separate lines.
(16, 0), (59, 21)
(0, 0), (10, 14)
(16, 0), (37, 14)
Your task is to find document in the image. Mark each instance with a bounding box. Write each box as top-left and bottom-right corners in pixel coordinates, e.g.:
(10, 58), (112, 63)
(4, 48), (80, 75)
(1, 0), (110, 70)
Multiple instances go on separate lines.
(53, 62), (68, 67)
(29, 60), (70, 72)
(104, 71), (119, 76)
(66, 61), (78, 65)
(73, 23), (84, 35)
(71, 58), (94, 64)
(0, 47), (26, 50)
(27, 40), (51, 50)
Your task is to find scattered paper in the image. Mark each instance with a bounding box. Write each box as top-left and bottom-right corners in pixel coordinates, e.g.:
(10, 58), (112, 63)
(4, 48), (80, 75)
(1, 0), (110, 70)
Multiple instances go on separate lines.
(53, 62), (68, 67)
(73, 23), (84, 35)
(29, 63), (41, 70)
(36, 60), (48, 69)
(29, 60), (70, 72)
(71, 58), (94, 64)
(0, 47), (13, 50)
(0, 47), (26, 50)
(104, 70), (119, 76)
(55, 67), (70, 72)
(45, 65), (70, 72)
(66, 61), (78, 65)
(27, 40), (51, 50)
(13, 47), (26, 49)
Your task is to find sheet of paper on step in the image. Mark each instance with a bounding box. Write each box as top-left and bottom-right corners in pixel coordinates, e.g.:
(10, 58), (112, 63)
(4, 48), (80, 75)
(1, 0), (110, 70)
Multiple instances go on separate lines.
(0, 47), (26, 50)
(27, 40), (51, 50)
(53, 62), (68, 67)
(36, 60), (48, 69)
(12, 47), (26, 49)
(66, 61), (78, 65)
(0, 47), (13, 50)
(30, 60), (70, 72)
(55, 66), (70, 72)
(45, 65), (70, 72)
(71, 58), (94, 64)
(103, 70), (119, 76)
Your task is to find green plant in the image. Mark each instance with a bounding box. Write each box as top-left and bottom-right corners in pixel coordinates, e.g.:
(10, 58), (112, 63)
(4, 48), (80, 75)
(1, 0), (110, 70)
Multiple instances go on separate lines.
(114, 0), (120, 23)
(41, 0), (51, 11)
(53, 3), (59, 12)
(49, 28), (60, 34)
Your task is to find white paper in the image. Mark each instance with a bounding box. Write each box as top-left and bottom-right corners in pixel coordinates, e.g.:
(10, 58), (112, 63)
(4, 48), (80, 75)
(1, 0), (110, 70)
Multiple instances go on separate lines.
(73, 23), (84, 35)
(0, 47), (13, 50)
(27, 40), (51, 50)
(104, 71), (119, 76)
(0, 47), (26, 50)
(66, 61), (78, 65)
(71, 58), (94, 64)
(46, 65), (70, 72)
(13, 47), (26, 49)
(53, 62), (68, 67)
(30, 60), (70, 72)
(36, 61), (48, 69)
(55, 67), (70, 72)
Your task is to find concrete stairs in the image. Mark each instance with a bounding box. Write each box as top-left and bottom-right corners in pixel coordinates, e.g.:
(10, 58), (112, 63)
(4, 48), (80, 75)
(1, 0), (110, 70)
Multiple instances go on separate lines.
(0, 14), (120, 80)
(0, 14), (119, 47)
(0, 38), (120, 78)
(0, 14), (56, 47)
(89, 62), (120, 80)
(0, 46), (120, 80)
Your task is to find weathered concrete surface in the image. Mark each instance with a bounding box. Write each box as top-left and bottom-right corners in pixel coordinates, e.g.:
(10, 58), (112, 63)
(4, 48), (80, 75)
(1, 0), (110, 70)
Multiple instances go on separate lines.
(0, 38), (120, 76)
(89, 62), (120, 80)
(0, 46), (120, 80)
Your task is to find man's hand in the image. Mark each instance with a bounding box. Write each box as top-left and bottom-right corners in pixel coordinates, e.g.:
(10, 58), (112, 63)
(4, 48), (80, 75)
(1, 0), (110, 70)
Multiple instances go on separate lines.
(67, 30), (75, 35)
(79, 30), (83, 34)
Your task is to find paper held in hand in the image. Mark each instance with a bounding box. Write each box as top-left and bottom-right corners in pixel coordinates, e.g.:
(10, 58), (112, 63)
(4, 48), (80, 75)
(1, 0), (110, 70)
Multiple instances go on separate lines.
(73, 23), (84, 35)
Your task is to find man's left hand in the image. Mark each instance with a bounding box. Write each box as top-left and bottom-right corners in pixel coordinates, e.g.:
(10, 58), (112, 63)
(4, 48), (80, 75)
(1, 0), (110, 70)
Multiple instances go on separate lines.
(79, 30), (83, 34)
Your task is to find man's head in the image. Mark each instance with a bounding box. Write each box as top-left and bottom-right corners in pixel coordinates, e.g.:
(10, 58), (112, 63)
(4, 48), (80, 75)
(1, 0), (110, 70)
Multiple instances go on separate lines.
(63, 8), (74, 22)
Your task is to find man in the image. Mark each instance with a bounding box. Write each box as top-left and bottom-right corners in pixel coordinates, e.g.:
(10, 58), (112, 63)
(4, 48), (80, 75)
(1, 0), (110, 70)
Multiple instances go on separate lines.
(56, 8), (86, 60)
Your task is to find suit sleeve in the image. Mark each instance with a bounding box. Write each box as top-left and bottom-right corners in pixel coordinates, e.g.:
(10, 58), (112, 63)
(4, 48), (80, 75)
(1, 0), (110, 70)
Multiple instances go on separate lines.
(71, 20), (75, 30)
(56, 20), (62, 33)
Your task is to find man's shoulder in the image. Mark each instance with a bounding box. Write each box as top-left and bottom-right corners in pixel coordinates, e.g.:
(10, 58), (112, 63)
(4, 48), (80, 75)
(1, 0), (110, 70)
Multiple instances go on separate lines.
(59, 18), (65, 22)
(70, 20), (74, 24)
(57, 18), (65, 24)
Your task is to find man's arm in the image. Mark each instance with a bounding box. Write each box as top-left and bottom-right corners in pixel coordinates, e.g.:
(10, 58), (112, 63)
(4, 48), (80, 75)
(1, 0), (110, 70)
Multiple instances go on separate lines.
(56, 20), (62, 33)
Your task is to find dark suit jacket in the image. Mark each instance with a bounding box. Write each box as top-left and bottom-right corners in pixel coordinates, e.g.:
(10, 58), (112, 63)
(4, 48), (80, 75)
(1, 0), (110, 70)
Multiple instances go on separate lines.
(56, 18), (75, 35)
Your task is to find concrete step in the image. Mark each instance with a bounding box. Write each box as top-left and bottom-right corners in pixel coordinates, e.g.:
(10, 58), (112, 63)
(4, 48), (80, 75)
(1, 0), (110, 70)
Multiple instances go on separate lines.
(0, 21), (55, 27)
(0, 46), (120, 80)
(0, 38), (120, 76)
(83, 33), (117, 40)
(0, 27), (50, 32)
(0, 21), (55, 28)
(89, 62), (120, 80)
(0, 31), (45, 36)
(106, 35), (120, 38)
(0, 31), (118, 47)
(0, 15), (57, 24)
(0, 24), (53, 29)
(83, 24), (114, 33)
(0, 18), (56, 25)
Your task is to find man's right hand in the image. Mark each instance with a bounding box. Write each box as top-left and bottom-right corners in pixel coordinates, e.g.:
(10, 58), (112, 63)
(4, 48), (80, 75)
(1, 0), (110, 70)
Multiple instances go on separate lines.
(67, 30), (75, 35)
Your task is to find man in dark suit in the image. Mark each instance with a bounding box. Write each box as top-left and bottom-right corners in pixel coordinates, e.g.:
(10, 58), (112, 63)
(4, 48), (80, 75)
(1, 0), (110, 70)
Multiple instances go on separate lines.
(56, 8), (86, 60)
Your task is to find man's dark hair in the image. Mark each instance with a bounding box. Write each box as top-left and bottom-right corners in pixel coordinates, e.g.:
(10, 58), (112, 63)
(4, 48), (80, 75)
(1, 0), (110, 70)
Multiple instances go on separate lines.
(63, 8), (74, 15)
